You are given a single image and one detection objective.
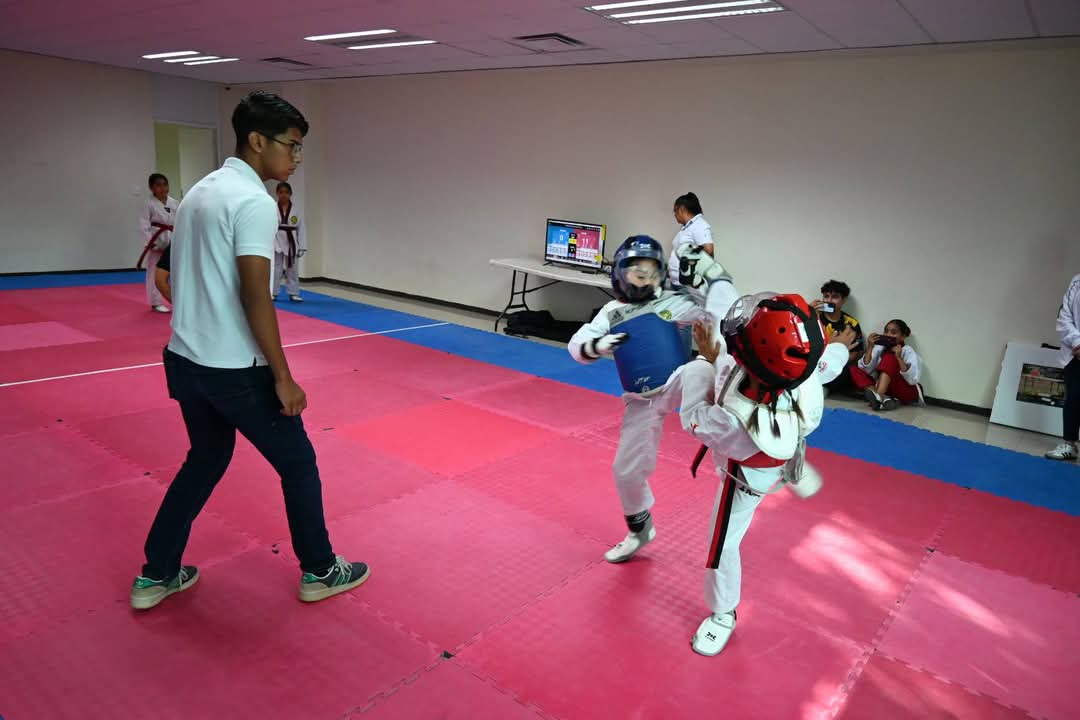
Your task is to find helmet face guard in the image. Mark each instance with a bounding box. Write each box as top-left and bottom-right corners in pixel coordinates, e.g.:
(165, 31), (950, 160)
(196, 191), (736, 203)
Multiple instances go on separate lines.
(722, 292), (825, 391)
(612, 235), (666, 304)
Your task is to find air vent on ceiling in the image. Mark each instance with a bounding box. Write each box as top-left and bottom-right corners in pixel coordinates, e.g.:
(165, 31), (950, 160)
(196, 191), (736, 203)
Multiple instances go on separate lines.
(261, 57), (314, 66)
(510, 33), (587, 53)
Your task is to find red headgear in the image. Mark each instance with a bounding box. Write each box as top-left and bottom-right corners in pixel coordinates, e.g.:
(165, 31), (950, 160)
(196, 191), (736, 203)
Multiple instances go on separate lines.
(723, 293), (825, 391)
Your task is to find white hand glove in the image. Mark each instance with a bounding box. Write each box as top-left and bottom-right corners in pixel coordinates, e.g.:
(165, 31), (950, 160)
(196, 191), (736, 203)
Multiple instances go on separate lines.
(297, 248), (307, 257)
(586, 333), (628, 358)
(677, 246), (730, 290)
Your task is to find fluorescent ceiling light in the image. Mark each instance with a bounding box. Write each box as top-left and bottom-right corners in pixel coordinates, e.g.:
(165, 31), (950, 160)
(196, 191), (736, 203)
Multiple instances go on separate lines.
(184, 58), (240, 65)
(589, 0), (764, 10)
(347, 40), (437, 50)
(304, 29), (396, 41)
(612, 1), (766, 18)
(142, 50), (200, 59)
(625, 6), (783, 23)
(164, 55), (218, 63)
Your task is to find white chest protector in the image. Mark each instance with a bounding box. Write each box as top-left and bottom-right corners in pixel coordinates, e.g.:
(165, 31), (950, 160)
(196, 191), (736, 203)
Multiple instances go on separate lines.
(716, 365), (825, 462)
(610, 300), (693, 395)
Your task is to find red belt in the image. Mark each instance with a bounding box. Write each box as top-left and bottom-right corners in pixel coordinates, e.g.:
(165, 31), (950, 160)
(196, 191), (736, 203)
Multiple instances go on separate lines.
(691, 444), (785, 478)
(136, 221), (173, 269)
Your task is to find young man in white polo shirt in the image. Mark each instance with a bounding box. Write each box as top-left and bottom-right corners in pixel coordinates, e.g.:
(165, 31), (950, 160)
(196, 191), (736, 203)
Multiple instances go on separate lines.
(131, 91), (370, 610)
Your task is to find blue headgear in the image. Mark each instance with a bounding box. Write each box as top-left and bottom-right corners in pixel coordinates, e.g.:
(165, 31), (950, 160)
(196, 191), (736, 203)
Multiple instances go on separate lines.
(612, 235), (666, 304)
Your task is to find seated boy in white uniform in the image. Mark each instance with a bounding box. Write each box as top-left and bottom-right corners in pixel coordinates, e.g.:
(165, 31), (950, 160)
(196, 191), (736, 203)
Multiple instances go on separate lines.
(568, 235), (712, 562)
(677, 292), (829, 656)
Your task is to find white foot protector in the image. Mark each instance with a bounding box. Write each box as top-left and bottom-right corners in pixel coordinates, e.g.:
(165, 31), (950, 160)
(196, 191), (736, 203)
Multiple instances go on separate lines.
(691, 611), (736, 656)
(604, 525), (656, 563)
(152, 305), (170, 313)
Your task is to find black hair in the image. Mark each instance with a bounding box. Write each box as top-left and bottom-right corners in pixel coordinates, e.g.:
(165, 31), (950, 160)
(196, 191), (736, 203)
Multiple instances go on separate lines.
(276, 181), (293, 193)
(148, 173), (168, 188)
(820, 279), (851, 298)
(886, 319), (911, 337)
(232, 90), (309, 154)
(674, 192), (703, 216)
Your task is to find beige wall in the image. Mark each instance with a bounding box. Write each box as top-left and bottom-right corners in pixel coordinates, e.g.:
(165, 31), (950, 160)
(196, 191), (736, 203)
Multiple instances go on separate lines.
(279, 44), (1079, 407)
(2, 50), (156, 272)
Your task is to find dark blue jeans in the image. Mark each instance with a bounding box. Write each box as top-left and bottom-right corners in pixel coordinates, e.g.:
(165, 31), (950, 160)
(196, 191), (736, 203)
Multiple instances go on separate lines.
(1065, 358), (1080, 442)
(143, 349), (335, 579)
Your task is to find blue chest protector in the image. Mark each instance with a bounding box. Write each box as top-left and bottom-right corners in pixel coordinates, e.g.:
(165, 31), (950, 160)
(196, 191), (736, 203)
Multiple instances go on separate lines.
(611, 311), (692, 394)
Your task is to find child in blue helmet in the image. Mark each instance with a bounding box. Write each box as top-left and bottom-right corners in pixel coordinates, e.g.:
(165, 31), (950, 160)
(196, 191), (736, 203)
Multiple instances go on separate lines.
(568, 235), (711, 562)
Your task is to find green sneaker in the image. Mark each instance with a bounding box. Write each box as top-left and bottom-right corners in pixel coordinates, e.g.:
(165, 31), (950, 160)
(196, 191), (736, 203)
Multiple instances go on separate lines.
(298, 555), (370, 603)
(130, 566), (199, 610)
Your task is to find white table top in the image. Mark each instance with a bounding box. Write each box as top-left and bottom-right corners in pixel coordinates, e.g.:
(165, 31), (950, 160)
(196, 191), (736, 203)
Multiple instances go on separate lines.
(489, 257), (612, 289)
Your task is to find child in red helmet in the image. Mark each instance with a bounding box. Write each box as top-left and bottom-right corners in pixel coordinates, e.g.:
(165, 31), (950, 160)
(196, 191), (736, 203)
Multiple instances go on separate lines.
(678, 292), (829, 656)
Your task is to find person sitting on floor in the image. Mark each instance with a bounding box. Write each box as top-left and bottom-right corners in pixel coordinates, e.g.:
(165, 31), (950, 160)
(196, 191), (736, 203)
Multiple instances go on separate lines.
(851, 318), (924, 411)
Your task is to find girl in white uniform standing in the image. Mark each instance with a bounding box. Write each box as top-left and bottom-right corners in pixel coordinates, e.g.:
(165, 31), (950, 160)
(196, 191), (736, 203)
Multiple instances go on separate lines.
(273, 181), (305, 302)
(138, 173), (178, 313)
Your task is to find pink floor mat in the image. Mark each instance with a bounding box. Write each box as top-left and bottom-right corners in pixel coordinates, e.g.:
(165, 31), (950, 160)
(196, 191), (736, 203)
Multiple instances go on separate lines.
(837, 652), (1033, 719)
(200, 431), (444, 546)
(936, 487), (1080, 593)
(0, 480), (255, 645)
(877, 553), (1080, 720)
(356, 661), (546, 719)
(0, 548), (435, 720)
(456, 559), (865, 720)
(0, 320), (100, 351)
(297, 479), (604, 652)
(455, 375), (625, 435)
(339, 400), (558, 478)
(0, 424), (145, 510)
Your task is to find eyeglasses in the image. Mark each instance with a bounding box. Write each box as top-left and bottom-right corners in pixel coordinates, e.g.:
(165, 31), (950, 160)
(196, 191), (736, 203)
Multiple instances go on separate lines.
(266, 135), (303, 159)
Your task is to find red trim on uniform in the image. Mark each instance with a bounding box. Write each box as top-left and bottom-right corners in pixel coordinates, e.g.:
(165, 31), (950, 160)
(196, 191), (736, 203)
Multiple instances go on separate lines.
(707, 461), (738, 569)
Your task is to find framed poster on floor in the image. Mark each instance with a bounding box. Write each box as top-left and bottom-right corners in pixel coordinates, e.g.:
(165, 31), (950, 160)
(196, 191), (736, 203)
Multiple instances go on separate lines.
(990, 342), (1064, 436)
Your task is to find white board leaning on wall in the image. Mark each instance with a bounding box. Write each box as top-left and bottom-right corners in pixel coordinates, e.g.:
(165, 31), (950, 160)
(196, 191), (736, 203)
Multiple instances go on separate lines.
(990, 343), (1065, 436)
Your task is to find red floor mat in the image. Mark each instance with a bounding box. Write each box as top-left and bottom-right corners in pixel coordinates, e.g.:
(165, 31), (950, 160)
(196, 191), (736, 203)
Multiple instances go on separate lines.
(936, 487), (1080, 593)
(355, 661), (546, 719)
(0, 335), (160, 384)
(455, 376), (625, 435)
(456, 559), (864, 720)
(0, 548), (435, 720)
(802, 448), (966, 547)
(837, 652), (1033, 720)
(657, 494), (927, 645)
(294, 480), (604, 652)
(0, 480), (255, 645)
(2, 364), (171, 425)
(0, 299), (47, 325)
(73, 404), (190, 472)
(300, 371), (441, 429)
(339, 400), (558, 478)
(877, 553), (1080, 720)
(0, 320), (100, 351)
(455, 434), (715, 545)
(0, 425), (144, 511)
(201, 431), (444, 546)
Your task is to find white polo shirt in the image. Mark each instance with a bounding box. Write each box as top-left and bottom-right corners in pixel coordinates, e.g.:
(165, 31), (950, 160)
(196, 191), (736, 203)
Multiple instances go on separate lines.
(167, 157), (279, 368)
(1057, 274), (1080, 367)
(668, 214), (713, 287)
